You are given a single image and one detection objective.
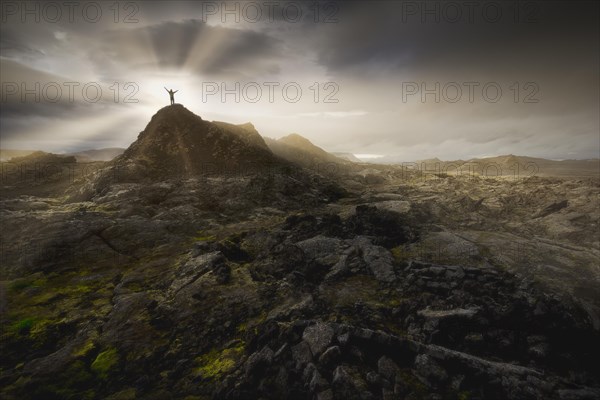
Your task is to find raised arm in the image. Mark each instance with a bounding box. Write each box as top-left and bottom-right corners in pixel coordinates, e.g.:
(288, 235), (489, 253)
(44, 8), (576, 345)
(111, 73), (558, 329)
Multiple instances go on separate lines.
(174, 90), (178, 93)
(164, 87), (169, 92)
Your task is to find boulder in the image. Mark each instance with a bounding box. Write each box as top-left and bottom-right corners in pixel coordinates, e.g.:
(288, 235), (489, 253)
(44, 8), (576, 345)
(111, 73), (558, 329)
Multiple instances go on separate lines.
(303, 322), (335, 357)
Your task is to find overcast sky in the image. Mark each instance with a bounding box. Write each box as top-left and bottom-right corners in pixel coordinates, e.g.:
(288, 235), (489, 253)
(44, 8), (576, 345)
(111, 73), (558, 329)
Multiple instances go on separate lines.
(1, 1), (598, 161)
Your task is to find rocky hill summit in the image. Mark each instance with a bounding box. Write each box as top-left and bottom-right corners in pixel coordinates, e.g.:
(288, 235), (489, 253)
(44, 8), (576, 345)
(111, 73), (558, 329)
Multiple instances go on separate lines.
(66, 105), (345, 205)
(114, 104), (283, 180)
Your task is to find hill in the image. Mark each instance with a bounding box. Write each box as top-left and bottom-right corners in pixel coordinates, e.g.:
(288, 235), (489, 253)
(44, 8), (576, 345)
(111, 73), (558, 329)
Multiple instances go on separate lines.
(412, 154), (599, 178)
(111, 104), (284, 180)
(331, 152), (361, 162)
(68, 148), (125, 162)
(264, 133), (351, 173)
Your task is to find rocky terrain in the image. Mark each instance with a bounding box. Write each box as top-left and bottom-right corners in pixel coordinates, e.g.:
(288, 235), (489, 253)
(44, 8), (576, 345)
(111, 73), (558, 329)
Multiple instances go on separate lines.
(1, 105), (599, 400)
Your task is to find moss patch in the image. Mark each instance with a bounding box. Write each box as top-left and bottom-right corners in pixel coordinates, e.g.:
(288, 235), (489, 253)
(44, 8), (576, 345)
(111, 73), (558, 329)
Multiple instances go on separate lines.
(91, 347), (119, 378)
(194, 341), (245, 380)
(72, 339), (96, 358)
(194, 230), (217, 242)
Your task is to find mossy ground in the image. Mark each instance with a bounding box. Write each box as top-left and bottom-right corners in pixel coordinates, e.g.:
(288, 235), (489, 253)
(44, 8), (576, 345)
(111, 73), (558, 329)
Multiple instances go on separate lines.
(91, 347), (119, 378)
(194, 341), (245, 380)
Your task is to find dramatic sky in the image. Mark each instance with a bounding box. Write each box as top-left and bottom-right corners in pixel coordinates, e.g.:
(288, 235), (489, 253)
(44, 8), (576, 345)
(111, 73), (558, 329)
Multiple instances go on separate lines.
(1, 0), (598, 161)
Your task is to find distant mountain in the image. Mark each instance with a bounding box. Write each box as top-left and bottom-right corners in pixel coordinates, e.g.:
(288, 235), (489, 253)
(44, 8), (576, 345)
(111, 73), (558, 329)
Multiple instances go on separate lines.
(331, 152), (361, 162)
(6, 151), (76, 164)
(1, 148), (125, 162)
(0, 149), (37, 161)
(264, 133), (350, 172)
(68, 148), (125, 162)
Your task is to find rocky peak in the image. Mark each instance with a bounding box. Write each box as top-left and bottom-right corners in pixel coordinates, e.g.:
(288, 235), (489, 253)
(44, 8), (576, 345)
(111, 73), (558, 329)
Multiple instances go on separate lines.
(115, 105), (281, 179)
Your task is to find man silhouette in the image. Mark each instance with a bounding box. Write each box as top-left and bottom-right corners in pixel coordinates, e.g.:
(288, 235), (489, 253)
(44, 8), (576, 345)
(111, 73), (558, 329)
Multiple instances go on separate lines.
(164, 87), (178, 105)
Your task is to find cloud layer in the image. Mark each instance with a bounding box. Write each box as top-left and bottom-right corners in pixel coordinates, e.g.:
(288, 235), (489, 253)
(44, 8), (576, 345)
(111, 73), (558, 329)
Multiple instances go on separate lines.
(1, 1), (598, 160)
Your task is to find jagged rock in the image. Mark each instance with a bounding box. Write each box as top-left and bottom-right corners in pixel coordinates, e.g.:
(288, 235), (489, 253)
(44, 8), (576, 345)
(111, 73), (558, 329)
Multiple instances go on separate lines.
(213, 262), (231, 284)
(245, 345), (274, 377)
(309, 368), (329, 393)
(372, 200), (411, 214)
(337, 332), (351, 346)
(317, 389), (334, 400)
(529, 343), (549, 358)
(319, 346), (341, 366)
(424, 343), (543, 380)
(291, 341), (313, 367)
(417, 307), (479, 320)
(191, 240), (212, 256)
(324, 247), (357, 281)
(169, 251), (225, 294)
(558, 387), (600, 400)
(22, 330), (96, 377)
(101, 293), (157, 354)
(534, 199), (568, 219)
(296, 235), (344, 266)
(445, 266), (465, 280)
(414, 354), (448, 385)
(332, 365), (369, 400)
(303, 322), (335, 357)
(377, 356), (400, 381)
(353, 236), (396, 282)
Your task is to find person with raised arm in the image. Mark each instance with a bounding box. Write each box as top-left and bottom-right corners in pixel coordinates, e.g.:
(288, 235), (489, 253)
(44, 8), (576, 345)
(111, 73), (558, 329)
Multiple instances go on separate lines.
(164, 87), (178, 105)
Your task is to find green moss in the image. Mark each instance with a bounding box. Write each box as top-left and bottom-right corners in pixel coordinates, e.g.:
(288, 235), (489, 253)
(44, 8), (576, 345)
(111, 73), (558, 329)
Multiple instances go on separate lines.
(11, 318), (35, 335)
(195, 235), (216, 241)
(29, 291), (61, 305)
(5, 316), (60, 346)
(236, 322), (248, 334)
(29, 318), (53, 341)
(194, 230), (217, 242)
(194, 341), (245, 380)
(91, 347), (119, 378)
(72, 339), (95, 357)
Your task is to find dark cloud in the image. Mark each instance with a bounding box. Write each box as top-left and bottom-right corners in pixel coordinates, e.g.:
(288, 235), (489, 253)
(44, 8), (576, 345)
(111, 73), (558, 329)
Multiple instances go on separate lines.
(309, 1), (598, 73)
